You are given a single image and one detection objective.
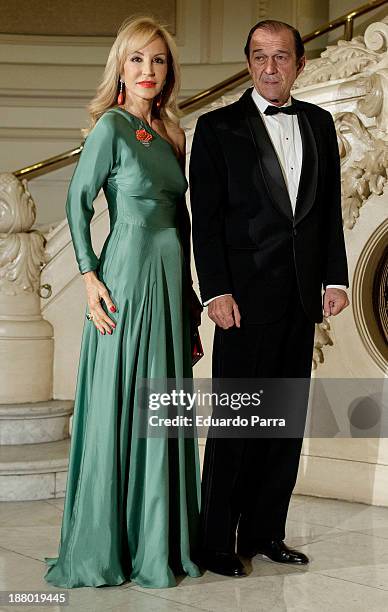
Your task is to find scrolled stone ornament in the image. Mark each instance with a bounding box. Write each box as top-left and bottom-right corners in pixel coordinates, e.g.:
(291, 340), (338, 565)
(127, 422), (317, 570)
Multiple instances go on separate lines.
(0, 173), (46, 295)
(364, 18), (388, 53)
(312, 319), (333, 370)
(0, 173), (36, 234)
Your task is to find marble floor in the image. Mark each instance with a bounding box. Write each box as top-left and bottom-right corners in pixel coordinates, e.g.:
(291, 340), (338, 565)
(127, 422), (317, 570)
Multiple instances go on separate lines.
(1, 494), (388, 611)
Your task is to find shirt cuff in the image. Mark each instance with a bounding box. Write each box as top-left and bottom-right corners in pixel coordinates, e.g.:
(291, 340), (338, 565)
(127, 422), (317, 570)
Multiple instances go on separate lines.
(326, 285), (347, 291)
(203, 293), (232, 306)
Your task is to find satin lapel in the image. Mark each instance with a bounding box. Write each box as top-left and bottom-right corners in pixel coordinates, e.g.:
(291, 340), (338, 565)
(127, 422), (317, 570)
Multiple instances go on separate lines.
(294, 102), (318, 224)
(241, 91), (293, 221)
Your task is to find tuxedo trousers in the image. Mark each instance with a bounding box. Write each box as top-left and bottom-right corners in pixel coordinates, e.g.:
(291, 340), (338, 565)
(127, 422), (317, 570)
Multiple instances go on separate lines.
(200, 281), (316, 553)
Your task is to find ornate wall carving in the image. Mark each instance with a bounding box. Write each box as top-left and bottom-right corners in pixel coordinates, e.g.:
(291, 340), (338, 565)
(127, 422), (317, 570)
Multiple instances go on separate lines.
(256, 0), (269, 19)
(312, 318), (333, 370)
(293, 19), (388, 368)
(336, 110), (388, 230)
(294, 18), (388, 88)
(0, 174), (47, 295)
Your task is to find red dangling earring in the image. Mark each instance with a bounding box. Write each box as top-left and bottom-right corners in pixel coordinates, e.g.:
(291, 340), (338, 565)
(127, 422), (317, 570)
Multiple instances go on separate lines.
(156, 87), (164, 110)
(117, 79), (125, 106)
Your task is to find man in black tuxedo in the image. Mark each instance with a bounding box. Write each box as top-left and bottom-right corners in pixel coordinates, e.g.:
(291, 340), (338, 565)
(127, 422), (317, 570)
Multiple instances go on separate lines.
(189, 20), (349, 577)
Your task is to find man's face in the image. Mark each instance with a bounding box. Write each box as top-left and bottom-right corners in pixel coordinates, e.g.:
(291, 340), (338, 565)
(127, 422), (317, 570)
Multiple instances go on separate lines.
(247, 27), (305, 106)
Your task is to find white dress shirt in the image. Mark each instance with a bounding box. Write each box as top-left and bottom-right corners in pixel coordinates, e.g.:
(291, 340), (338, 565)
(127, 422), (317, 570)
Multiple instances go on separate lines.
(252, 88), (302, 213)
(204, 88), (346, 305)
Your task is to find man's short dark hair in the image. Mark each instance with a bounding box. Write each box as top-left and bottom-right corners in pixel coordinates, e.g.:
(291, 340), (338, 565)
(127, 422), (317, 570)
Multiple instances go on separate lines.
(244, 20), (305, 62)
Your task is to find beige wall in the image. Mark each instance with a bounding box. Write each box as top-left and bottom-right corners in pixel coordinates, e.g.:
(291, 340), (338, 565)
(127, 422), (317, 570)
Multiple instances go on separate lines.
(0, 0), (176, 36)
(329, 0), (388, 41)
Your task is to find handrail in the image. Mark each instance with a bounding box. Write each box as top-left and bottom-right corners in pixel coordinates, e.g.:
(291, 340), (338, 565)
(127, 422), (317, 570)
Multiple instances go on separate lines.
(14, 146), (83, 181)
(179, 0), (388, 113)
(13, 0), (388, 180)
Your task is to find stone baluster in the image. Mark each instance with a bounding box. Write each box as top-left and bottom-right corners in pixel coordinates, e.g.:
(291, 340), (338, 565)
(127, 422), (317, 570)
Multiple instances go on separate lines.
(0, 173), (53, 402)
(0, 174), (72, 501)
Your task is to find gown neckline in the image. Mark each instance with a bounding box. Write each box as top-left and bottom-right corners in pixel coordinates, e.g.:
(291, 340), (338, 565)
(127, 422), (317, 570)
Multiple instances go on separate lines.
(110, 106), (179, 158)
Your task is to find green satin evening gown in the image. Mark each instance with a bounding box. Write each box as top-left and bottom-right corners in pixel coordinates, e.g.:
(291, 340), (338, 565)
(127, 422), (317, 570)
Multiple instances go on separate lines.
(44, 108), (201, 588)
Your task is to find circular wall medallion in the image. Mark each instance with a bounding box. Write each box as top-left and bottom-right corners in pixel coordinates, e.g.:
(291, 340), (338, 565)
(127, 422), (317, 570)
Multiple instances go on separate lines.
(352, 219), (388, 374)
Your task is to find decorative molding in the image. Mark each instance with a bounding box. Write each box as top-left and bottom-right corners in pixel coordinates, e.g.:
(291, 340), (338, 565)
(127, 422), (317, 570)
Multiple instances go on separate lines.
(335, 109), (387, 230)
(207, 0), (224, 64)
(253, 0), (269, 20)
(0, 85), (99, 111)
(312, 319), (333, 370)
(200, 0), (211, 64)
(0, 33), (114, 46)
(295, 36), (379, 87)
(294, 18), (388, 89)
(0, 175), (36, 233)
(357, 73), (384, 119)
(0, 174), (47, 295)
(0, 232), (47, 295)
(364, 17), (388, 53)
(352, 218), (388, 374)
(0, 128), (82, 141)
(175, 0), (186, 47)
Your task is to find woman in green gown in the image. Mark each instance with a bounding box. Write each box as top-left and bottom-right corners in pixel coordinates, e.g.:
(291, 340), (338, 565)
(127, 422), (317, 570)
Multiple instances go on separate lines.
(44, 16), (202, 589)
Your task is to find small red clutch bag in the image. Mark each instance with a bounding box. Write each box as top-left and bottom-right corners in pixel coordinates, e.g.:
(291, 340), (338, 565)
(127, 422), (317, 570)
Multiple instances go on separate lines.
(191, 326), (204, 366)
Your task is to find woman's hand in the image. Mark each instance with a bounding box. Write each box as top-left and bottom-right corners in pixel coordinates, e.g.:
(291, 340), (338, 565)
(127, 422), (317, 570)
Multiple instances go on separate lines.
(83, 271), (117, 335)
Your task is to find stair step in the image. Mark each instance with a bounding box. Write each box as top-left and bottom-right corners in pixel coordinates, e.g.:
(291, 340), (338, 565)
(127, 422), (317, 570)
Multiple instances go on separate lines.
(0, 439), (70, 501)
(0, 400), (73, 444)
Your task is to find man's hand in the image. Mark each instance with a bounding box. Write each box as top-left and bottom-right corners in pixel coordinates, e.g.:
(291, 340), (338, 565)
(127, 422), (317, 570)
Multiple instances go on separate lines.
(208, 295), (241, 329)
(323, 288), (349, 317)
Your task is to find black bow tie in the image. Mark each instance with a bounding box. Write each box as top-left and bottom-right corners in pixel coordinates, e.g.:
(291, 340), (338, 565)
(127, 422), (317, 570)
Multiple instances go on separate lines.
(264, 104), (297, 116)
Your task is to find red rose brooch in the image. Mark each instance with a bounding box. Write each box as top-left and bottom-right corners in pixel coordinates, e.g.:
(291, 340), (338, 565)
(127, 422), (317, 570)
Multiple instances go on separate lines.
(136, 128), (153, 147)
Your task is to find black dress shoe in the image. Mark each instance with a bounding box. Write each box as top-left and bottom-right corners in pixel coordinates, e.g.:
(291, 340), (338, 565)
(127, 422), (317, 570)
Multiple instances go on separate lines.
(243, 540), (309, 565)
(201, 551), (247, 577)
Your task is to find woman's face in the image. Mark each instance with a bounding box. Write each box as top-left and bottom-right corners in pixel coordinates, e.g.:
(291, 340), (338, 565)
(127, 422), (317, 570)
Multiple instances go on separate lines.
(121, 35), (169, 104)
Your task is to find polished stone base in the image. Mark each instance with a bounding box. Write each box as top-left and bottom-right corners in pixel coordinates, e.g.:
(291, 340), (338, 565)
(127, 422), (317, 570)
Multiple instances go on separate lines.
(0, 400), (73, 444)
(0, 438), (70, 501)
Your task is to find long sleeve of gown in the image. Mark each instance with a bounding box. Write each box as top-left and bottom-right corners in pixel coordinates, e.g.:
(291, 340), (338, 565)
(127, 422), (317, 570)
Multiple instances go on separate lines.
(66, 113), (115, 274)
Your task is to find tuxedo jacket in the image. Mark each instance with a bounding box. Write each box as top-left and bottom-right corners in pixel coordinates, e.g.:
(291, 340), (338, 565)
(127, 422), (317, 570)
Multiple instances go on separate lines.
(189, 88), (349, 324)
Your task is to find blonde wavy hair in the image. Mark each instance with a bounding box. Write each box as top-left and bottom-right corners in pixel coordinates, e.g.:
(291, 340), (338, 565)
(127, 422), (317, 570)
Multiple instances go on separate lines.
(85, 16), (181, 135)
